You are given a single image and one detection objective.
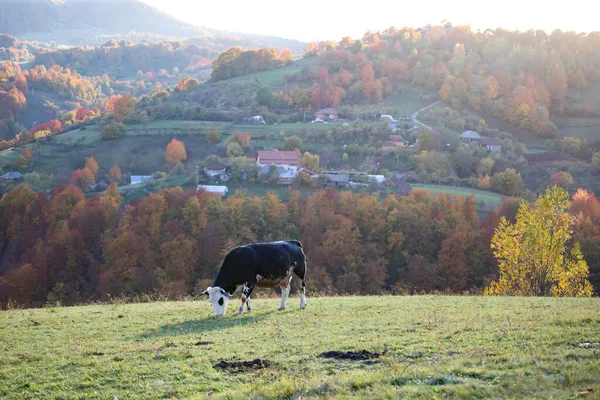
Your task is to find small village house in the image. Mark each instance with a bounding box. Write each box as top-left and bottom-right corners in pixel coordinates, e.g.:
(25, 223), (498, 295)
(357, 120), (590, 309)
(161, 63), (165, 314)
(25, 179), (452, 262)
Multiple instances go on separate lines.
(0, 172), (23, 185)
(479, 137), (502, 153)
(256, 150), (301, 184)
(460, 130), (482, 143)
(204, 159), (226, 177)
(314, 108), (338, 121)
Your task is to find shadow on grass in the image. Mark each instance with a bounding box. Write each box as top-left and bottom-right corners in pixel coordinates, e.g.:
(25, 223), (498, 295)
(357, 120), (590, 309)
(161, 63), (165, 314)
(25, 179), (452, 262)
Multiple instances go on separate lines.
(138, 310), (277, 339)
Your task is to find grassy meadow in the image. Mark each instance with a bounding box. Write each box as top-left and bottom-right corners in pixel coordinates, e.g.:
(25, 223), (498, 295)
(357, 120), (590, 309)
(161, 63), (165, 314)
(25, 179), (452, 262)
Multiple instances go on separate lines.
(1, 296), (599, 399)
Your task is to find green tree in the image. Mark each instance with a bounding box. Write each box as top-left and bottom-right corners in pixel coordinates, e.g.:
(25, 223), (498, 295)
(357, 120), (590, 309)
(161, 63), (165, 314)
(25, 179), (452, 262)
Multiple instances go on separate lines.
(102, 123), (125, 140)
(227, 142), (243, 157)
(490, 169), (523, 196)
(417, 128), (440, 152)
(283, 135), (303, 151)
(486, 186), (593, 297)
(257, 85), (273, 106)
(592, 152), (600, 166)
(206, 128), (222, 144)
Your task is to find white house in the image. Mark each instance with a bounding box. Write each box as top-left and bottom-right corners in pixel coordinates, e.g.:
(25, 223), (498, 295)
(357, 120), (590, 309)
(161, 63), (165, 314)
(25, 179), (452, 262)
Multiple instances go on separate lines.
(130, 175), (153, 185)
(204, 159), (226, 177)
(197, 185), (229, 196)
(460, 130), (482, 143)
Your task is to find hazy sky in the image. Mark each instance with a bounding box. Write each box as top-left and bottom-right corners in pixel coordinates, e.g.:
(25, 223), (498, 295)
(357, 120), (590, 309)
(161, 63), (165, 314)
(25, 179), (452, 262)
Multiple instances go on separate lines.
(140, 0), (595, 42)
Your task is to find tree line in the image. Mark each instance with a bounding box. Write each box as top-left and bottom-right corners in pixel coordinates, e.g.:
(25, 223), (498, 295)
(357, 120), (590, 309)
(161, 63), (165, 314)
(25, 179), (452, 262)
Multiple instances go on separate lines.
(1, 181), (598, 308)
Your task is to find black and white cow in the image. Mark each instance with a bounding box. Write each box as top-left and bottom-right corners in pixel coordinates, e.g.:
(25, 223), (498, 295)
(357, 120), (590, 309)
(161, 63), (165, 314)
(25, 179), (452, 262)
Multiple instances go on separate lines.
(201, 240), (307, 317)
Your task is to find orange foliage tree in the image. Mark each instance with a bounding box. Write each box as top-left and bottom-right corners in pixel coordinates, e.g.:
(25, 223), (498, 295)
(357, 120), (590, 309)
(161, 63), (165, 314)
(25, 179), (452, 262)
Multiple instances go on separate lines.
(165, 138), (187, 167)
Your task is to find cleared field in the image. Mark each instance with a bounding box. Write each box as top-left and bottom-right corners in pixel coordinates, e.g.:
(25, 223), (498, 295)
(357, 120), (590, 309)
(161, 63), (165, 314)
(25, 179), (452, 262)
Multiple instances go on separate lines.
(382, 83), (434, 117)
(223, 57), (320, 86)
(554, 117), (600, 141)
(1, 296), (599, 399)
(410, 184), (506, 210)
(569, 82), (600, 113)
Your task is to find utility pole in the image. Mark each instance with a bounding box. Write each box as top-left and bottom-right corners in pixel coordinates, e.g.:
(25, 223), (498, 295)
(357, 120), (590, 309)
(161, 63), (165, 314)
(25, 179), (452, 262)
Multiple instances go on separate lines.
(196, 165), (199, 189)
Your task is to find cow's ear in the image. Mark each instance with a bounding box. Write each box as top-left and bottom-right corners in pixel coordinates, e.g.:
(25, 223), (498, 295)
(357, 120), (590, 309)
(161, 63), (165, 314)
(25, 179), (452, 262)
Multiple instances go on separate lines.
(201, 287), (211, 296)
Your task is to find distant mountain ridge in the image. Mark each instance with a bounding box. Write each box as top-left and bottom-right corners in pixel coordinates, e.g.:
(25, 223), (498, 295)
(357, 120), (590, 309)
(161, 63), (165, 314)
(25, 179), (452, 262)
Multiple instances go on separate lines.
(0, 0), (305, 53)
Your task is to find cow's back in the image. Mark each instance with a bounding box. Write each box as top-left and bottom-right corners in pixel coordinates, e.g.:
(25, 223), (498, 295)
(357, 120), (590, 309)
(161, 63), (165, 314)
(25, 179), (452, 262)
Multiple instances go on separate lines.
(214, 242), (297, 291)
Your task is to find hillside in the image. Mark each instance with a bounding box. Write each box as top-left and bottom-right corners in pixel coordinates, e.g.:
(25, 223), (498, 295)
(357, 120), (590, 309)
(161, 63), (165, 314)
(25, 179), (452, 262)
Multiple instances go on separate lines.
(1, 296), (599, 399)
(0, 0), (305, 53)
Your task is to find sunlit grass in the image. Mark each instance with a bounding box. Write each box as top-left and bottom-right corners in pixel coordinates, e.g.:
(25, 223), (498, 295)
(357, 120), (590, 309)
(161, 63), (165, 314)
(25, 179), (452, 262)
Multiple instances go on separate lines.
(1, 296), (599, 399)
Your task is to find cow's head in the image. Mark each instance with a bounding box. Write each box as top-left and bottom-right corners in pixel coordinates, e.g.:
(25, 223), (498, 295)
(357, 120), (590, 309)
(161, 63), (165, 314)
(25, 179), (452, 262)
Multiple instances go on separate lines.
(201, 287), (229, 317)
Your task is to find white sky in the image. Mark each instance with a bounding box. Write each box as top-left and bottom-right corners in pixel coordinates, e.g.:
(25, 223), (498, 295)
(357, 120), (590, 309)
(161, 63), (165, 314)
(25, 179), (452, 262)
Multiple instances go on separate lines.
(140, 0), (596, 42)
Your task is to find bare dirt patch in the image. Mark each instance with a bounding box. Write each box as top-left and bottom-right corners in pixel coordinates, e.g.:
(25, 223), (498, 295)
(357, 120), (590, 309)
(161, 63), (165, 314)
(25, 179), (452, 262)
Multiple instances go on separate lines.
(213, 358), (272, 373)
(318, 350), (382, 361)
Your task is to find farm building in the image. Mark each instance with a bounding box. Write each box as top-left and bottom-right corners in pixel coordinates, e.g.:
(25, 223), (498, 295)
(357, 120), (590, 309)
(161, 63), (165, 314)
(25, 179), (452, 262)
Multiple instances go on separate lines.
(197, 185), (229, 196)
(256, 150), (300, 168)
(322, 171), (350, 187)
(0, 172), (23, 185)
(479, 137), (502, 153)
(130, 175), (153, 185)
(460, 130), (482, 143)
(381, 141), (403, 150)
(314, 108), (338, 121)
(204, 159), (227, 177)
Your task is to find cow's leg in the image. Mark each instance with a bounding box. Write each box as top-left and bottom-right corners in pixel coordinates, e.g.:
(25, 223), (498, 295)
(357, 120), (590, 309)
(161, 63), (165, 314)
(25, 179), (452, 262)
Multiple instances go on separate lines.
(238, 282), (256, 314)
(278, 276), (292, 311)
(293, 271), (307, 309)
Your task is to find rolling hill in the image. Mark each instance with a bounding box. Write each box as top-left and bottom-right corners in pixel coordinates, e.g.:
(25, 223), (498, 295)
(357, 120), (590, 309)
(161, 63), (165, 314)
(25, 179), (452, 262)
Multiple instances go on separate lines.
(0, 0), (305, 53)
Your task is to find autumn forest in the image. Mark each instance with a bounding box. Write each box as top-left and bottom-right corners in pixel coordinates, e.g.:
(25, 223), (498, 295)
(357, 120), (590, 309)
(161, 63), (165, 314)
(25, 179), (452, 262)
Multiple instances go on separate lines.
(2, 11), (600, 307)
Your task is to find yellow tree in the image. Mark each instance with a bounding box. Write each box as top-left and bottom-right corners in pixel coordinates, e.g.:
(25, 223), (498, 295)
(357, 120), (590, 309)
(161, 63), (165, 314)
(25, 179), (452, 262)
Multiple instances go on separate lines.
(485, 186), (593, 297)
(165, 139), (187, 167)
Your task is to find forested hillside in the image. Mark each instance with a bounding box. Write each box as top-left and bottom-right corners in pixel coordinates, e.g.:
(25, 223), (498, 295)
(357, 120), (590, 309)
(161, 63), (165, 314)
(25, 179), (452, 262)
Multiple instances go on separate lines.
(300, 27), (600, 137)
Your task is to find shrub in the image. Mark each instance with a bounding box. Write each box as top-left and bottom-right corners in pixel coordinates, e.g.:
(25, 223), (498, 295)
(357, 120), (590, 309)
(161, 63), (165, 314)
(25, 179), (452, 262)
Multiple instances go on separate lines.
(102, 123), (125, 140)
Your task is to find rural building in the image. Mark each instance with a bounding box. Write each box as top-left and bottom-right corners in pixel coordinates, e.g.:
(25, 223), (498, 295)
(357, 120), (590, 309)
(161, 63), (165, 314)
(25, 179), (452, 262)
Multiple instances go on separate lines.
(388, 135), (407, 146)
(197, 185), (229, 196)
(368, 175), (386, 183)
(322, 171), (349, 187)
(130, 175), (153, 185)
(382, 141), (402, 150)
(204, 159), (226, 177)
(0, 172), (23, 185)
(256, 150), (300, 168)
(479, 137), (502, 153)
(314, 108), (338, 121)
(258, 165), (298, 184)
(460, 130), (482, 143)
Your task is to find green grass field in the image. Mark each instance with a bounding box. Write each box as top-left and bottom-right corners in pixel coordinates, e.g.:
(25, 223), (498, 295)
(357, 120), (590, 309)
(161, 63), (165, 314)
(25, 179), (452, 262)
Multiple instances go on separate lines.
(1, 296), (599, 399)
(223, 58), (320, 86)
(554, 117), (600, 141)
(410, 184), (506, 210)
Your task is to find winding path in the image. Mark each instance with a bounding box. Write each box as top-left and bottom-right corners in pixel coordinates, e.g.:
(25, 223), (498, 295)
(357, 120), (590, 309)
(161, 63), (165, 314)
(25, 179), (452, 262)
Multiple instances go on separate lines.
(410, 100), (441, 130)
